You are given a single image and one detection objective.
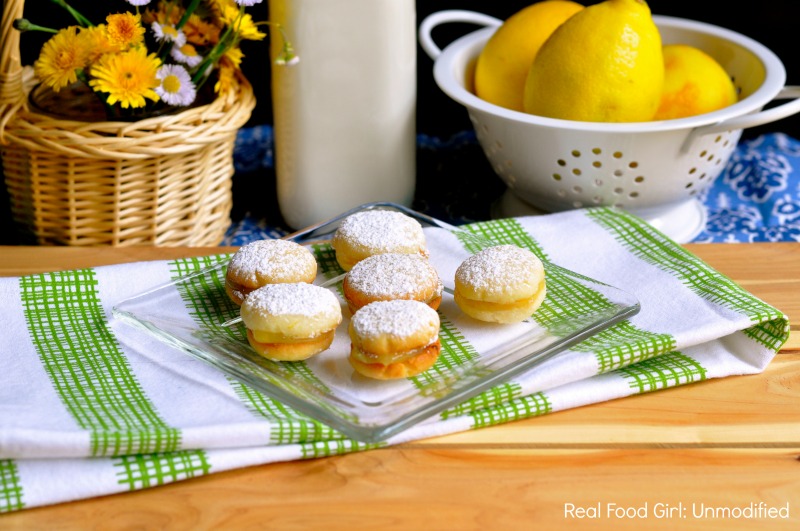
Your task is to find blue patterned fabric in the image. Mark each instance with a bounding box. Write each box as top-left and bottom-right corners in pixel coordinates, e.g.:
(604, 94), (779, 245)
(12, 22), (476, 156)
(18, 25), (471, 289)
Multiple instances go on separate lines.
(695, 133), (800, 242)
(226, 126), (800, 245)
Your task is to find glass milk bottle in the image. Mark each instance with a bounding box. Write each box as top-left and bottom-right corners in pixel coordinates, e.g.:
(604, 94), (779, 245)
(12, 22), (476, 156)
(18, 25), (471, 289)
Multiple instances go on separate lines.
(269, 0), (417, 229)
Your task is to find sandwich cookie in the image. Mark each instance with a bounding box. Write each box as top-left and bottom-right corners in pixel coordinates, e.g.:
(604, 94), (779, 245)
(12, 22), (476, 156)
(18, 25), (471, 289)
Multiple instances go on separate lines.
(342, 253), (443, 314)
(225, 239), (317, 305)
(348, 299), (441, 380)
(331, 210), (428, 271)
(240, 283), (342, 361)
(454, 244), (546, 323)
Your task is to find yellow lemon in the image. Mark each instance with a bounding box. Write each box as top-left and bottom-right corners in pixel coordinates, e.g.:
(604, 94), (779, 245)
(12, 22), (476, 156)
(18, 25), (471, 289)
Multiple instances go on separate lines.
(474, 0), (584, 112)
(653, 44), (738, 120)
(523, 0), (664, 122)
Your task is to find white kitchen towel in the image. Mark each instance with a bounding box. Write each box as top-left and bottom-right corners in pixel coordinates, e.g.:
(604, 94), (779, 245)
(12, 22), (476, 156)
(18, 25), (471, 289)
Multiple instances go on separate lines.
(0, 207), (789, 512)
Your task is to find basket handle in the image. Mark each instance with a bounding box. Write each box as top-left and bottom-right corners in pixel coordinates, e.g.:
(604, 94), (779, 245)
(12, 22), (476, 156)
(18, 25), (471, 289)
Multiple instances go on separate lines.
(419, 10), (502, 60)
(689, 86), (800, 139)
(1, 0), (26, 140)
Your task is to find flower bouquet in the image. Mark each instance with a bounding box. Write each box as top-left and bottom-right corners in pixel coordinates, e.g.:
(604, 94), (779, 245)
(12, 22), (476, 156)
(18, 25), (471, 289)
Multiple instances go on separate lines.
(18, 0), (295, 118)
(0, 0), (292, 246)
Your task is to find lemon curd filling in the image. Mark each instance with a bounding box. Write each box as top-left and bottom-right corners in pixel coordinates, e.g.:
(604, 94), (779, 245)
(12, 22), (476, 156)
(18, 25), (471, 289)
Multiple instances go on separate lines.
(350, 345), (432, 366)
(250, 328), (329, 344)
(456, 279), (546, 311)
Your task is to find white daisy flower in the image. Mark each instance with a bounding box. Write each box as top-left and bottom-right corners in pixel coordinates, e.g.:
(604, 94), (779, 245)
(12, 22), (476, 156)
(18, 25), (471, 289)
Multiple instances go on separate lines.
(152, 21), (186, 48)
(126, 0), (152, 5)
(156, 64), (197, 107)
(275, 53), (300, 66)
(274, 41), (299, 66)
(235, 0), (264, 6)
(170, 43), (204, 68)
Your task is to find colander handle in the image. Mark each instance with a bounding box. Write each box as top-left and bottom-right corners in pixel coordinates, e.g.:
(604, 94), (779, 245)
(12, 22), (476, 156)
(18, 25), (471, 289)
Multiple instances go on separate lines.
(690, 86), (800, 138)
(419, 10), (502, 60)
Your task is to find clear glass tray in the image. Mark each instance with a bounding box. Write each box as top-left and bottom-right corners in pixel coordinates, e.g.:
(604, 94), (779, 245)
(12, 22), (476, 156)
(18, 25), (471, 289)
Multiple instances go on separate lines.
(112, 203), (639, 443)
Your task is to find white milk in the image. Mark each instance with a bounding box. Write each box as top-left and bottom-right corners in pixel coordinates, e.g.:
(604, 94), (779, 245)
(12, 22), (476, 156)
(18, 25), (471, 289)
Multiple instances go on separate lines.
(269, 0), (417, 229)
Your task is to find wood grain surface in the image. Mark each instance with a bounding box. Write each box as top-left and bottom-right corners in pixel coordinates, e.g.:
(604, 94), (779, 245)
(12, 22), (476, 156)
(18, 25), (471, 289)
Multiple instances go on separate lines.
(1, 243), (798, 530)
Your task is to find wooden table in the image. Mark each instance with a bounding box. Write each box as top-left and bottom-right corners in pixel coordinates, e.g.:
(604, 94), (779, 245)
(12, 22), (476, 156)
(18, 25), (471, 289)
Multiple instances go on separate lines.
(1, 243), (798, 530)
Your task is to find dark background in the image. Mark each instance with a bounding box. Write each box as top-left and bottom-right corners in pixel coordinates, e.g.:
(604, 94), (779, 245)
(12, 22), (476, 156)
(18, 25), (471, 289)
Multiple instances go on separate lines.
(3, 1), (799, 243)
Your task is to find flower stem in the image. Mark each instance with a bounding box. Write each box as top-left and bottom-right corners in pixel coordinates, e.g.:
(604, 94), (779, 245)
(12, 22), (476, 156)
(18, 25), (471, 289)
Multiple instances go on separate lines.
(13, 19), (58, 34)
(266, 23), (299, 65)
(190, 18), (238, 86)
(176, 0), (202, 30)
(48, 0), (93, 27)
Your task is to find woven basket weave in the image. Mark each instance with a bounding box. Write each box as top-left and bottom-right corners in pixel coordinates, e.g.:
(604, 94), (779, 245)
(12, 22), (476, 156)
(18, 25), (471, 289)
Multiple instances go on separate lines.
(0, 0), (256, 246)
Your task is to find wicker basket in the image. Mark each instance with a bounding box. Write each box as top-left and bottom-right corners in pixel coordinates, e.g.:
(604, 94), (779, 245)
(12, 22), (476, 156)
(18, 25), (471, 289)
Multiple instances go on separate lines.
(0, 0), (256, 246)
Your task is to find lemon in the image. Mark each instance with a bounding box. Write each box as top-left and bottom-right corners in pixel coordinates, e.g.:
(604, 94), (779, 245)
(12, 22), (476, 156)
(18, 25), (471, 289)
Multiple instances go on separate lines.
(474, 0), (584, 112)
(653, 44), (738, 120)
(523, 0), (664, 122)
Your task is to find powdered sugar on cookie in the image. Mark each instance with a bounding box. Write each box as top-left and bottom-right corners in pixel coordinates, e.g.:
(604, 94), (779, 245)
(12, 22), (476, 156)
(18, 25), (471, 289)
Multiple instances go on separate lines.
(228, 239), (316, 285)
(333, 211), (427, 254)
(244, 283), (340, 319)
(346, 253), (441, 298)
(351, 300), (439, 343)
(456, 245), (543, 299)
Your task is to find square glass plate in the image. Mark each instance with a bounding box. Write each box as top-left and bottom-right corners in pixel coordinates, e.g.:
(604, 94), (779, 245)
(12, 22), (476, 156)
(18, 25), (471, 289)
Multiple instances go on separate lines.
(113, 203), (640, 443)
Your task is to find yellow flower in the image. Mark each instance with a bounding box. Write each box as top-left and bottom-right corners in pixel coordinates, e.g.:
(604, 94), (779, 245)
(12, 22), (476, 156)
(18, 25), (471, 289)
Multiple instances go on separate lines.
(183, 14), (222, 46)
(205, 0), (236, 19)
(33, 27), (88, 92)
(89, 47), (161, 109)
(214, 58), (236, 94)
(206, 0), (248, 30)
(223, 46), (244, 69)
(221, 5), (266, 41)
(143, 3), (182, 26)
(78, 25), (115, 64)
(105, 12), (146, 50)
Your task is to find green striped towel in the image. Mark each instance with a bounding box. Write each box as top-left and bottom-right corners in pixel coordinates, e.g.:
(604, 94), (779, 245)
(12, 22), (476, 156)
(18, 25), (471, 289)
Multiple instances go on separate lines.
(0, 207), (788, 512)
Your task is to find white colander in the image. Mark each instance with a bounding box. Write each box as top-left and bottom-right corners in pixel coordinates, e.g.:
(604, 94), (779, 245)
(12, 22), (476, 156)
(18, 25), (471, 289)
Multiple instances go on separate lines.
(420, 11), (800, 242)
